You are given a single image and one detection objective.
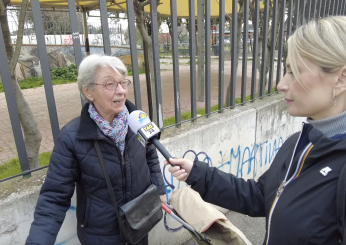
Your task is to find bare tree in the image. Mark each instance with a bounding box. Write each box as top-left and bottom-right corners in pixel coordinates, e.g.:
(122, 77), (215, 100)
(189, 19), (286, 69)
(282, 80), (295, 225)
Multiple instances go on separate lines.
(0, 0), (42, 169)
(133, 0), (161, 124)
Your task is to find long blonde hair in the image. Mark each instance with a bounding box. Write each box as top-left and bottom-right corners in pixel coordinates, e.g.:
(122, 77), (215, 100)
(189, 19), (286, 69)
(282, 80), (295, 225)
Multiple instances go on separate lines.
(287, 16), (346, 85)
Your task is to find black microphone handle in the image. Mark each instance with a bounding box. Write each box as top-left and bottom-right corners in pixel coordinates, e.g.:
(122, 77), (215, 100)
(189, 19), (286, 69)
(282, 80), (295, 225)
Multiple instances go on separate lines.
(150, 137), (175, 166)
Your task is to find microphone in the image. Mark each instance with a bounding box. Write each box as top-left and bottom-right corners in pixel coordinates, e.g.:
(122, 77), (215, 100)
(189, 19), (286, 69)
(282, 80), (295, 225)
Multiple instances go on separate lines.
(128, 110), (175, 166)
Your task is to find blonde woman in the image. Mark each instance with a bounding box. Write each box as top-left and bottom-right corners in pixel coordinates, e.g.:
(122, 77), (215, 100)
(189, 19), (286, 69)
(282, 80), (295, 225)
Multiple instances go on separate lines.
(166, 16), (346, 245)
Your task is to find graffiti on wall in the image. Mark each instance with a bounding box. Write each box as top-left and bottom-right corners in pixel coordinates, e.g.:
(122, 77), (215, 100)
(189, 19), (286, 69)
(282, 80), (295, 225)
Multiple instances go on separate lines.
(163, 136), (284, 199)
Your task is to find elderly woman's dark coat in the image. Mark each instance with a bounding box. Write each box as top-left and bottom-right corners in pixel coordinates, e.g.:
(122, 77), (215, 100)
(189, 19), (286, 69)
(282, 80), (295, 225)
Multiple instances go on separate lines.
(25, 100), (166, 245)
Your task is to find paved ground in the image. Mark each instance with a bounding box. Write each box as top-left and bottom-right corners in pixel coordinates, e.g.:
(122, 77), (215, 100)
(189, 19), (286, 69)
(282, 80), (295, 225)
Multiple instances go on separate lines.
(0, 57), (280, 163)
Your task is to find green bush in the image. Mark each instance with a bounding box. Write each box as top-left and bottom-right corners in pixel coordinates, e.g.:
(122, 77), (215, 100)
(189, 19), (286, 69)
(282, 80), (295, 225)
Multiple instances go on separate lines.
(50, 64), (77, 80)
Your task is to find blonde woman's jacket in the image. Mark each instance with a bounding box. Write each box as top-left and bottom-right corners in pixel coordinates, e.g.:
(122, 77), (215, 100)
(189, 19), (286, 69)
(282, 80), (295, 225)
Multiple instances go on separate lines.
(186, 123), (346, 245)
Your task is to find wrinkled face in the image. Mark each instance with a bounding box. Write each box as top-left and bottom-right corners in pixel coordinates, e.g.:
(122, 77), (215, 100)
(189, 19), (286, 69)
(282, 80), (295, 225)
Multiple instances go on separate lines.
(277, 57), (338, 120)
(83, 66), (128, 122)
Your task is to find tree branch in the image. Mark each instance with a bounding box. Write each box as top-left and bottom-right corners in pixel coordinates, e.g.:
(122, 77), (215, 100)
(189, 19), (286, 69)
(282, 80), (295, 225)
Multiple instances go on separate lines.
(9, 0), (28, 74)
(0, 0), (6, 14)
(138, 0), (150, 10)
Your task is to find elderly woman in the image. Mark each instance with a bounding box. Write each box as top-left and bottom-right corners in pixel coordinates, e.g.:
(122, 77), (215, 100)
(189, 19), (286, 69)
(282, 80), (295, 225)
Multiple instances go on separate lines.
(26, 54), (166, 245)
(166, 16), (346, 244)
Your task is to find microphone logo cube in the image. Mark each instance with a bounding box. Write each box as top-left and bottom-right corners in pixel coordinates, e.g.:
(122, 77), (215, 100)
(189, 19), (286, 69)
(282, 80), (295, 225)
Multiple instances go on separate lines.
(139, 122), (160, 141)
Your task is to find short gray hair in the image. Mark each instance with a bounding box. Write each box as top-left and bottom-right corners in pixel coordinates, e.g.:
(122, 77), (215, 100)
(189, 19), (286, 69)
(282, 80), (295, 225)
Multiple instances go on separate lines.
(77, 54), (128, 102)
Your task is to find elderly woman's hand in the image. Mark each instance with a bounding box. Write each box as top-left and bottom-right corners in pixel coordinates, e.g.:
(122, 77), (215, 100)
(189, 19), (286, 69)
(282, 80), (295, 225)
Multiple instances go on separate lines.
(164, 158), (194, 182)
(159, 195), (167, 204)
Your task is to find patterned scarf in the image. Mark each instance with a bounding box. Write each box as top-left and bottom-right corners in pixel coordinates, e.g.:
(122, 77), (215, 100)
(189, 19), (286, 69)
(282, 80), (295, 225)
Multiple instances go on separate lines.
(88, 102), (129, 155)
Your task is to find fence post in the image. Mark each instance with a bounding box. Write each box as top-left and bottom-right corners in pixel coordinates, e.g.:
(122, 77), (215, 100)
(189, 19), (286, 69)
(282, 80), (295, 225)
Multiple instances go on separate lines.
(0, 24), (30, 177)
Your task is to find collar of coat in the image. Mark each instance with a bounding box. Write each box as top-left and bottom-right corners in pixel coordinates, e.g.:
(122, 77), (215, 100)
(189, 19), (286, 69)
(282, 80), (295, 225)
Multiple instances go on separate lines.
(76, 100), (138, 141)
(299, 122), (346, 159)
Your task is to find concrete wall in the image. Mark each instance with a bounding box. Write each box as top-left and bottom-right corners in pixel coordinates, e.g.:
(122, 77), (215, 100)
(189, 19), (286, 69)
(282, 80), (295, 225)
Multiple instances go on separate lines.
(0, 94), (305, 245)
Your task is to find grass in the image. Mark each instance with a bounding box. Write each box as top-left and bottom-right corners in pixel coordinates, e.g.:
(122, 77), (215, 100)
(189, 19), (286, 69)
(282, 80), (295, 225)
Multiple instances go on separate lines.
(0, 69), (146, 93)
(163, 88), (276, 127)
(128, 68), (146, 76)
(0, 152), (52, 180)
(0, 77), (76, 93)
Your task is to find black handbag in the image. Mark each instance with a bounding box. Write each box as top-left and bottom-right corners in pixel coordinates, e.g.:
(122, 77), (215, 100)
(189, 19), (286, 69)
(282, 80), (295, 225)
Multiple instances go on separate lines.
(94, 141), (163, 244)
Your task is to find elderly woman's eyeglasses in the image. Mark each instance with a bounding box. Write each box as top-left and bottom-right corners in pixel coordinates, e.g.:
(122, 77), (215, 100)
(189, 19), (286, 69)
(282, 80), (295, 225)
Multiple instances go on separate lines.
(94, 79), (132, 90)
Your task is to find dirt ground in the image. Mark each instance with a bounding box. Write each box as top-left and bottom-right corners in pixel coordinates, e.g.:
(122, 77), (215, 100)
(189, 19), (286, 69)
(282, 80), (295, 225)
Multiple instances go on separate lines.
(127, 58), (280, 118)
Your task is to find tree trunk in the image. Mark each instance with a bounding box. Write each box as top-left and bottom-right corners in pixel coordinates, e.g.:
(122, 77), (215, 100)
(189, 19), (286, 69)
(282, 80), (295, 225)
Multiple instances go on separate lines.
(12, 75), (42, 169)
(225, 1), (244, 107)
(1, 0), (42, 169)
(0, 0), (13, 61)
(134, 1), (159, 124)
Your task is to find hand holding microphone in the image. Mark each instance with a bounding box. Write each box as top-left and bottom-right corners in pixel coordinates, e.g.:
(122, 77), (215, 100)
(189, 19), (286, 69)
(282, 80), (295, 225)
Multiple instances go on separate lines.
(128, 110), (175, 166)
(163, 158), (193, 182)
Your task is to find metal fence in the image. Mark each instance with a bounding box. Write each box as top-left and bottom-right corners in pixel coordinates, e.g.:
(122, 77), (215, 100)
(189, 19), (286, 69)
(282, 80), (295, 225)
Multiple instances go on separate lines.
(0, 0), (345, 181)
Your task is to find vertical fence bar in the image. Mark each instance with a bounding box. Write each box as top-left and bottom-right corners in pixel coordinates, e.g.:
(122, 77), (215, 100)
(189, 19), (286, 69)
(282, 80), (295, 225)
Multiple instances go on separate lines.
(31, 0), (60, 142)
(205, 0), (211, 115)
(327, 0), (331, 16)
(229, 0), (238, 106)
(82, 11), (90, 56)
(339, 0), (344, 14)
(317, 0), (322, 18)
(143, 42), (152, 118)
(218, 0), (225, 110)
(197, 0), (205, 103)
(341, 0), (344, 14)
(170, 0), (181, 124)
(276, 0), (285, 87)
(0, 24), (30, 175)
(241, 0), (249, 104)
(99, 0), (111, 55)
(268, 0), (277, 95)
(336, 0), (340, 14)
(287, 0), (293, 39)
(343, 0), (346, 14)
(322, 0), (327, 17)
(301, 0), (306, 24)
(126, 0), (142, 109)
(150, 0), (164, 127)
(307, 0), (312, 20)
(312, 0), (317, 18)
(331, 0), (335, 15)
(67, 0), (83, 70)
(189, 0), (197, 119)
(294, 0), (300, 29)
(259, 0), (269, 98)
(251, 0), (259, 100)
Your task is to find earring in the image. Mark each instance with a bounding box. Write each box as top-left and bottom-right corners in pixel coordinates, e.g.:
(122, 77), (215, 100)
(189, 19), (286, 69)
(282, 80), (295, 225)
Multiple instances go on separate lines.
(333, 91), (338, 106)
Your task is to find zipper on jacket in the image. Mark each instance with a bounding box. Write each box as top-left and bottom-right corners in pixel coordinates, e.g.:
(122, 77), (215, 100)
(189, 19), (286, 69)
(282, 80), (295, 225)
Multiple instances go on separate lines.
(109, 140), (127, 205)
(266, 124), (313, 245)
(121, 154), (126, 204)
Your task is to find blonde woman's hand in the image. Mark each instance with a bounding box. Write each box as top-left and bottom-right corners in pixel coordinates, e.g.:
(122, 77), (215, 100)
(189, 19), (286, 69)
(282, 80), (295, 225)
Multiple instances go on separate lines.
(164, 158), (194, 182)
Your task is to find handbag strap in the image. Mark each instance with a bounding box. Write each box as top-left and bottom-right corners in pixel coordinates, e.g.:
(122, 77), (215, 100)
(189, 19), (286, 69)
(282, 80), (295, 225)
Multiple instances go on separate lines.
(337, 163), (346, 244)
(94, 140), (120, 218)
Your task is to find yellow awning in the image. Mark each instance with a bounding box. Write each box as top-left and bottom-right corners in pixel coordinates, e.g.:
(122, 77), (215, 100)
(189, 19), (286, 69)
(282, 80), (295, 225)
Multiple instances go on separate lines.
(8, 0), (265, 18)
